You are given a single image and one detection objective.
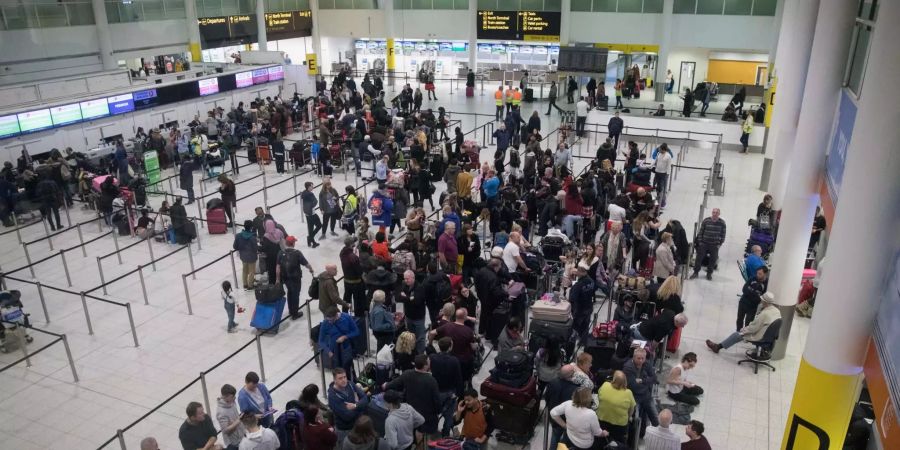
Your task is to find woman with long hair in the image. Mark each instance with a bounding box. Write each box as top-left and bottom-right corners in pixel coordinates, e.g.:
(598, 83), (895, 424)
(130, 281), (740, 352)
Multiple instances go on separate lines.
(654, 275), (684, 314)
(260, 219), (284, 283)
(342, 416), (390, 450)
(393, 331), (417, 372)
(653, 231), (677, 282)
(631, 211), (658, 270)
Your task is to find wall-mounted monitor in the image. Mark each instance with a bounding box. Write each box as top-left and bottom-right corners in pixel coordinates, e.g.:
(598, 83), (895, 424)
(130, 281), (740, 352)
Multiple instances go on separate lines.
(0, 115), (20, 138)
(17, 109), (53, 133)
(133, 89), (159, 110)
(251, 68), (269, 84)
(267, 66), (284, 81)
(50, 104), (83, 126)
(107, 94), (135, 115)
(218, 74), (237, 93)
(80, 99), (110, 120)
(198, 78), (220, 96)
(236, 71), (254, 88)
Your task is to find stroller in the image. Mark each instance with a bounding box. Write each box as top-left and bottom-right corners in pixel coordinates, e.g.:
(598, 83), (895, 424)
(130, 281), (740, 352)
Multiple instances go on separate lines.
(0, 291), (33, 353)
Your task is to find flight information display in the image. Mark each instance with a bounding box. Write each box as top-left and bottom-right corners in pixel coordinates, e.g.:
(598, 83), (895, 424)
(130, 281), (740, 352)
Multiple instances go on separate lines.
(198, 78), (220, 96)
(80, 99), (110, 120)
(558, 47), (608, 73)
(236, 71), (254, 88)
(0, 115), (21, 138)
(133, 89), (159, 110)
(107, 94), (135, 115)
(267, 66), (284, 81)
(477, 10), (560, 41)
(50, 104), (82, 126)
(252, 68), (269, 84)
(265, 10), (313, 40)
(17, 109), (53, 133)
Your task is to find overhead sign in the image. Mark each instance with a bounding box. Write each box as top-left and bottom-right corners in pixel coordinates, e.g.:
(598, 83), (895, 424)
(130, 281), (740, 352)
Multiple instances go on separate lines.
(824, 90), (857, 206)
(264, 10), (312, 40)
(198, 14), (258, 48)
(477, 10), (561, 41)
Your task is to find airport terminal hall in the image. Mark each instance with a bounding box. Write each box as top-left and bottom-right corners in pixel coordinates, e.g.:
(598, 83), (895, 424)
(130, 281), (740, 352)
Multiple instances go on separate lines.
(1, 0), (899, 449)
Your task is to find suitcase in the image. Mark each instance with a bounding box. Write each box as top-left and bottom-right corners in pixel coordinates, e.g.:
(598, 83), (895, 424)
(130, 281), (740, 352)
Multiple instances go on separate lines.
(352, 316), (368, 356)
(247, 145), (258, 163)
(251, 297), (286, 334)
(480, 375), (537, 406)
(584, 335), (617, 372)
(92, 175), (118, 193)
(666, 326), (682, 353)
(531, 298), (571, 322)
(255, 284), (285, 303)
(487, 398), (540, 438)
(207, 207), (227, 234)
(524, 88), (534, 102)
(258, 144), (271, 163)
(530, 317), (573, 342)
(428, 439), (462, 450)
(367, 393), (389, 435)
(494, 348), (533, 374)
(466, 86), (474, 98)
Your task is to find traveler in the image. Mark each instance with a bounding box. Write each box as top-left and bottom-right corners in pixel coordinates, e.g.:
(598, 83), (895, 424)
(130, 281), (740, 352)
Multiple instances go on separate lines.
(706, 292), (781, 354)
(653, 144), (673, 207)
(302, 405), (337, 450)
(383, 389), (425, 450)
(233, 221), (259, 290)
(319, 178), (342, 238)
(607, 112), (624, 151)
(277, 236), (314, 320)
(623, 348), (658, 435)
(502, 232), (530, 273)
(473, 258), (506, 337)
(384, 354), (442, 438)
(328, 367), (369, 445)
(453, 389), (494, 449)
(567, 76), (578, 104)
(614, 79), (624, 110)
(586, 77), (597, 107)
(545, 365), (580, 450)
(495, 86), (505, 121)
(320, 307), (360, 375)
(570, 264), (596, 340)
(682, 420), (712, 450)
(431, 308), (478, 387)
(653, 232), (677, 282)
(497, 317), (526, 352)
(654, 276), (684, 314)
(575, 96), (589, 137)
(318, 265), (349, 315)
(393, 270), (424, 353)
(550, 388), (609, 450)
(689, 208), (726, 280)
(431, 337), (464, 436)
(595, 222), (626, 272)
(179, 155), (195, 204)
(546, 81), (561, 116)
(595, 370), (635, 443)
(744, 246), (766, 277)
(666, 352), (704, 406)
(301, 182), (323, 248)
(221, 281), (238, 333)
(299, 384), (333, 424)
(239, 413), (280, 450)
(633, 311), (688, 343)
(238, 371), (274, 428)
(437, 221), (458, 274)
(643, 409), (680, 450)
(35, 177), (62, 231)
(179, 402), (222, 450)
(682, 88), (694, 118)
(810, 206), (826, 250)
(665, 69), (674, 94)
(216, 384), (245, 450)
(740, 113), (753, 153)
(370, 290), (396, 351)
(737, 268), (769, 331)
(572, 353), (594, 391)
(342, 416), (391, 450)
(260, 219), (284, 284)
(218, 174), (236, 227)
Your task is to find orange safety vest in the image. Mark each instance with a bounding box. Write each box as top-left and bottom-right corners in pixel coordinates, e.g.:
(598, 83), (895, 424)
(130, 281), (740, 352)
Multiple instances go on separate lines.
(505, 90), (514, 103)
(513, 90), (522, 104)
(495, 90), (504, 105)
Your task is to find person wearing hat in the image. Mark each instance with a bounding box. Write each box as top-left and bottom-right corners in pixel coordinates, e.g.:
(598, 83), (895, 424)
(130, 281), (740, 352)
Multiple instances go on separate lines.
(276, 236), (314, 320)
(570, 263), (596, 341)
(706, 292), (781, 353)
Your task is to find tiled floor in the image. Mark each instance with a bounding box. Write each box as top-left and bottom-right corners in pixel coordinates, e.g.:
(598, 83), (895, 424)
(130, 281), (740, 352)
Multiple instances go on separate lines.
(0, 82), (805, 450)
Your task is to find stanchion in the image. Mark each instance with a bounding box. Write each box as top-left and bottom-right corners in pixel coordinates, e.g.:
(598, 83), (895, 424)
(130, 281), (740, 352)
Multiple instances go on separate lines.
(61, 334), (79, 382)
(182, 274), (194, 315)
(194, 221), (202, 251)
(18, 327), (31, 367)
(96, 257), (108, 295)
(0, 270), (5, 290)
(195, 199), (203, 222)
(79, 291), (94, 335)
(542, 407), (550, 450)
(200, 371), (212, 417)
(12, 214), (22, 244)
(116, 429), (126, 450)
(187, 246), (196, 280)
(292, 174), (299, 204)
(256, 334), (266, 382)
(147, 238), (157, 271)
(138, 265), (149, 305)
(126, 303), (139, 347)
(63, 199), (72, 228)
(76, 223), (86, 257)
(60, 249), (72, 287)
(364, 315), (371, 357)
(41, 217), (54, 251)
(22, 244), (36, 278)
(229, 251), (239, 289)
(97, 210), (103, 232)
(35, 281), (50, 323)
(111, 228), (122, 264)
(319, 353), (327, 398)
(263, 174), (269, 211)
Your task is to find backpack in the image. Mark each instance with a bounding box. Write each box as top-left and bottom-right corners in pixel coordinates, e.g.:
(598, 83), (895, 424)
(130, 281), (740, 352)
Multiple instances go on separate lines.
(369, 196), (383, 218)
(281, 249), (303, 279)
(273, 408), (304, 450)
(434, 275), (452, 303)
(308, 277), (320, 299)
(59, 163), (71, 181)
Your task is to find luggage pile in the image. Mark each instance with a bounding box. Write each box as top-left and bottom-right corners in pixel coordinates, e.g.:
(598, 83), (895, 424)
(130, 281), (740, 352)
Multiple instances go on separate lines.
(480, 349), (539, 444)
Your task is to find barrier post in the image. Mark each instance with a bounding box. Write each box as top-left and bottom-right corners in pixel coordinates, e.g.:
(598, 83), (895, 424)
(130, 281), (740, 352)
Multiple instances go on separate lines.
(182, 274), (194, 315)
(126, 303), (139, 347)
(138, 265), (149, 305)
(63, 198), (72, 228)
(187, 245), (196, 280)
(97, 210), (103, 232)
(18, 327), (32, 367)
(319, 353), (327, 397)
(79, 291), (94, 335)
(194, 220), (202, 251)
(200, 371), (212, 417)
(111, 228), (123, 264)
(22, 244), (36, 278)
(12, 214), (22, 244)
(542, 408), (550, 450)
(229, 251), (239, 289)
(195, 199), (203, 222)
(61, 334), (79, 382)
(256, 334), (267, 382)
(116, 429), (126, 450)
(364, 315), (371, 357)
(0, 271), (5, 290)
(147, 238), (157, 271)
(76, 223), (87, 257)
(41, 217), (54, 251)
(35, 281), (50, 323)
(96, 257), (108, 295)
(306, 300), (313, 335)
(292, 173), (299, 204)
(263, 172), (269, 211)
(60, 249), (73, 287)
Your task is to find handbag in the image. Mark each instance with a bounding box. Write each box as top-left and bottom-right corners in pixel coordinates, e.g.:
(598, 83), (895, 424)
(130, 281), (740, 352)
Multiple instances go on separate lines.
(376, 344), (394, 365)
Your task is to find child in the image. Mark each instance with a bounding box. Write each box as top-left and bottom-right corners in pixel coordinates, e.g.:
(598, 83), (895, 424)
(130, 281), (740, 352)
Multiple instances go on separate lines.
(222, 281), (238, 333)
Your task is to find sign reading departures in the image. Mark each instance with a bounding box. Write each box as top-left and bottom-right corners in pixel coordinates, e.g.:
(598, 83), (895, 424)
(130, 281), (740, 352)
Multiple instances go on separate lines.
(198, 10), (313, 48)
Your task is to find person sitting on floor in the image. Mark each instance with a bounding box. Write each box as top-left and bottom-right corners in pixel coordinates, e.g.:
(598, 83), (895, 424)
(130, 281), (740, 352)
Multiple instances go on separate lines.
(665, 352), (704, 406)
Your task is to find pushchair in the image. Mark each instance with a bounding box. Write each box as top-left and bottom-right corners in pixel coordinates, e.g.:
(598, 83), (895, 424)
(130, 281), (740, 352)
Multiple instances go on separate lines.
(0, 290), (33, 353)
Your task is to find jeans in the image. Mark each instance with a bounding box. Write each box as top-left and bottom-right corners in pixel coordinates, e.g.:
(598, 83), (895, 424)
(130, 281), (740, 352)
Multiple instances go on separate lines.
(224, 301), (237, 330)
(439, 391), (456, 436)
(563, 215), (583, 241)
(242, 261), (256, 289)
(575, 116), (586, 137)
(185, 186), (195, 203)
(495, 105), (504, 121)
(720, 331), (744, 349)
(274, 154), (285, 173)
(692, 243), (719, 276)
(306, 214), (323, 245)
(549, 424), (564, 450)
(736, 299), (759, 331)
(615, 96), (623, 109)
(700, 101), (710, 115)
(285, 278), (302, 317)
(668, 385), (704, 406)
(637, 396), (659, 434)
(609, 132), (621, 151)
(40, 205), (62, 230)
(406, 318), (427, 354)
(740, 132), (750, 151)
(654, 172), (668, 206)
(630, 325), (646, 341)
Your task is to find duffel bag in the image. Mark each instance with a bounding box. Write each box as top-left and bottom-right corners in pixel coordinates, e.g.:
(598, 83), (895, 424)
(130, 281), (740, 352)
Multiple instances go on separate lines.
(530, 317), (573, 342)
(255, 284), (285, 303)
(494, 349), (533, 374)
(488, 367), (533, 389)
(480, 375), (537, 406)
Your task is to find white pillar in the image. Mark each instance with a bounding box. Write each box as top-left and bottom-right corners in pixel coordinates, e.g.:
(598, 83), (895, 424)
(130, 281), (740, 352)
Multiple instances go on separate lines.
(560, 0), (571, 46)
(310, 0), (322, 64)
(764, 0), (819, 205)
(91, 0), (116, 70)
(468, 0), (477, 70)
(781, 2), (900, 446)
(654, 0), (674, 102)
(767, 0), (857, 360)
(256, 0), (268, 51)
(185, 0), (202, 61)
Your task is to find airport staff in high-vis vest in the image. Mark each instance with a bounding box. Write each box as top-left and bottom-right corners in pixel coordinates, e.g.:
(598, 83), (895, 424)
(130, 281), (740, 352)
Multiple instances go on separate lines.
(512, 88), (522, 109)
(495, 86), (505, 121)
(505, 87), (515, 114)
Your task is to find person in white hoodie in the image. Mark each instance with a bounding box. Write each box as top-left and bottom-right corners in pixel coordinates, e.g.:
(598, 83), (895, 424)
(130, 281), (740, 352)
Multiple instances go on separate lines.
(383, 390), (425, 450)
(216, 384), (245, 450)
(239, 413), (280, 450)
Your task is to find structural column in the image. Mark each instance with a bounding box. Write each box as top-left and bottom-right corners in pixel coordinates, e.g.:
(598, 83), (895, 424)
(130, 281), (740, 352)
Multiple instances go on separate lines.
(468, 0), (477, 70)
(559, 0), (571, 46)
(91, 0), (117, 70)
(762, 0), (819, 205)
(654, 0), (674, 102)
(768, 0), (856, 360)
(185, 0), (202, 61)
(310, 0), (323, 66)
(384, 0), (396, 87)
(256, 0), (268, 51)
(781, 1), (900, 446)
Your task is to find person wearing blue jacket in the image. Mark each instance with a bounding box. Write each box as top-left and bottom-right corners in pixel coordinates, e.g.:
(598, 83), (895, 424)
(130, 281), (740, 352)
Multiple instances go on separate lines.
(436, 205), (462, 238)
(318, 306), (360, 377)
(368, 185), (394, 229)
(238, 371), (274, 428)
(328, 367), (369, 446)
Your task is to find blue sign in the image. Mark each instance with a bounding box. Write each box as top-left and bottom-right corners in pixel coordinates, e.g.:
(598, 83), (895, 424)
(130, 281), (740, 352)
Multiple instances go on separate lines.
(107, 94), (135, 115)
(825, 90), (857, 205)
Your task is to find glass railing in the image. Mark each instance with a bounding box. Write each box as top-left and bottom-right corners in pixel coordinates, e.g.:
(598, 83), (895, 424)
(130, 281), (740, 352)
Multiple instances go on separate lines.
(105, 0), (187, 24)
(0, 1), (96, 30)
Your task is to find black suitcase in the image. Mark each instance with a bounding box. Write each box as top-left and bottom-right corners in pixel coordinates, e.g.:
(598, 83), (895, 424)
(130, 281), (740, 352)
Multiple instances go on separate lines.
(494, 349), (533, 374)
(487, 398), (540, 440)
(524, 88), (534, 102)
(615, 171), (625, 190)
(530, 317), (573, 342)
(255, 284), (285, 303)
(584, 335), (617, 372)
(352, 317), (368, 356)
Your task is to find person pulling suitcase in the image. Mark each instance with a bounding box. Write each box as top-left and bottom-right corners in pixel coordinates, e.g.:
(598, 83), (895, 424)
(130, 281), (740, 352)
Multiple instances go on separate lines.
(276, 236), (314, 320)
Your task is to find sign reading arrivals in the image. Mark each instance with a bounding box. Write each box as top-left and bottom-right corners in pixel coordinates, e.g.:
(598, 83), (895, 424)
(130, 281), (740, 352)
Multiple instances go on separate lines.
(199, 10), (313, 48)
(477, 10), (561, 41)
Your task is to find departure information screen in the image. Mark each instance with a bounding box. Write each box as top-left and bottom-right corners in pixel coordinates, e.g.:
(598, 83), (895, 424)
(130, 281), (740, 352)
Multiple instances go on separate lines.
(236, 71), (254, 88)
(198, 78), (220, 96)
(17, 109), (53, 133)
(265, 10), (312, 39)
(107, 94), (135, 115)
(80, 99), (110, 120)
(0, 115), (21, 138)
(50, 104), (82, 126)
(477, 10), (560, 41)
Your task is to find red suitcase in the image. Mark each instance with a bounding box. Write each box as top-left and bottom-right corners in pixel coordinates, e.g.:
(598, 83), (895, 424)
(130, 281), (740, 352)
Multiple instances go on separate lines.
(666, 326), (682, 353)
(206, 207), (227, 234)
(466, 86), (474, 97)
(480, 375), (537, 407)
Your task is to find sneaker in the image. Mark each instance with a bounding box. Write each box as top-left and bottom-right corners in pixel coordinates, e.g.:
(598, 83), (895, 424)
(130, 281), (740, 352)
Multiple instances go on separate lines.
(689, 273), (699, 280)
(330, 231), (338, 237)
(706, 273), (713, 281)
(228, 327), (238, 333)
(705, 340), (721, 354)
(313, 242), (320, 248)
(291, 312), (304, 320)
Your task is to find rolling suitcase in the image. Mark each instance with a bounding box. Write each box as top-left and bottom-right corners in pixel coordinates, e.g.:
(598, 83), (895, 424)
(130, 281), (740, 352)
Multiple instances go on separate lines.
(206, 207), (227, 234)
(255, 284), (285, 303)
(524, 88), (534, 102)
(251, 297), (286, 334)
(530, 317), (573, 342)
(666, 326), (682, 353)
(584, 335), (617, 372)
(480, 375), (537, 406)
(258, 144), (271, 164)
(531, 297), (571, 322)
(466, 86), (474, 97)
(487, 398), (540, 442)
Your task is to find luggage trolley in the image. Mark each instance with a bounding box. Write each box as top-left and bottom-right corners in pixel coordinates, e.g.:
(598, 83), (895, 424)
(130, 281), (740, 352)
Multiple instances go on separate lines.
(0, 291), (33, 353)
